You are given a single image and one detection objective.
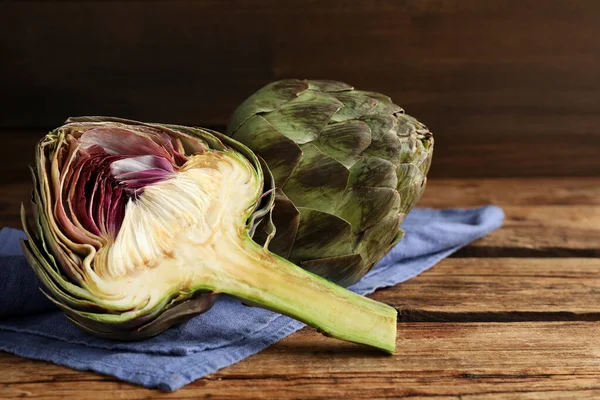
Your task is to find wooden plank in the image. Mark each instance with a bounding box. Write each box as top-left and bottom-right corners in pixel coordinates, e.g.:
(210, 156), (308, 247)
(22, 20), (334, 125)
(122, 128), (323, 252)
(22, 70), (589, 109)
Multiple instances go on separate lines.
(371, 258), (600, 322)
(0, 322), (598, 398)
(418, 178), (600, 257)
(2, 1), (600, 177)
(418, 178), (600, 207)
(461, 205), (600, 257)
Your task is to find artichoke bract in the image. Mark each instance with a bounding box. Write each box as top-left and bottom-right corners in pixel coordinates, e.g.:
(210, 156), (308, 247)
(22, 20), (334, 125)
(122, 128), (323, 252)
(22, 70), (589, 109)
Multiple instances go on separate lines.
(227, 80), (434, 286)
(21, 117), (397, 353)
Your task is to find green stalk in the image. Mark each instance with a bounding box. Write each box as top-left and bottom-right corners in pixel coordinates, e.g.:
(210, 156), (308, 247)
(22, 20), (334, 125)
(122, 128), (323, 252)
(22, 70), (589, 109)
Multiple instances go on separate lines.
(204, 233), (397, 354)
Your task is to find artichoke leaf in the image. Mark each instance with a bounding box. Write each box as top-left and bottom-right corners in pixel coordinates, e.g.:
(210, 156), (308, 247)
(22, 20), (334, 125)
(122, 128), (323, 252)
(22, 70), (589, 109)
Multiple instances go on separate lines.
(258, 189), (300, 259)
(227, 80), (310, 134)
(230, 114), (302, 185)
(282, 143), (348, 214)
(289, 207), (354, 261)
(300, 254), (365, 288)
(314, 120), (372, 169)
(331, 91), (378, 122)
(337, 187), (401, 233)
(263, 90), (343, 144)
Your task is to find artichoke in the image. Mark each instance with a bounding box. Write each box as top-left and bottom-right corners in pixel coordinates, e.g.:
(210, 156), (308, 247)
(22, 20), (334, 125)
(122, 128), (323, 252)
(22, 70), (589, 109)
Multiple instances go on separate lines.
(227, 80), (434, 286)
(20, 116), (397, 353)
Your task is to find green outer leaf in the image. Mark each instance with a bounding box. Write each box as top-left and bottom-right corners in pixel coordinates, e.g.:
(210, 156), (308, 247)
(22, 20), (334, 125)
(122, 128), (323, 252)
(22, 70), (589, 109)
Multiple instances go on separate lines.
(396, 164), (427, 214)
(348, 154), (398, 189)
(226, 80), (309, 135)
(395, 113), (423, 137)
(289, 207), (353, 261)
(299, 254), (364, 288)
(21, 222), (113, 311)
(263, 90), (343, 144)
(360, 114), (397, 142)
(364, 129), (405, 165)
(231, 115), (302, 184)
(66, 294), (216, 340)
(282, 143), (348, 214)
(247, 156), (276, 240)
(331, 91), (378, 122)
(361, 91), (403, 115)
(314, 120), (372, 169)
(260, 189), (300, 259)
(337, 187), (401, 233)
(354, 215), (403, 268)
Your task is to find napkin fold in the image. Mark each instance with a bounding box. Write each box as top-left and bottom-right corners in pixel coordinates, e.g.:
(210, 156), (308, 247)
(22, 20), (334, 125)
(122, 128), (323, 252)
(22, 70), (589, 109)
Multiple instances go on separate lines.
(0, 206), (504, 391)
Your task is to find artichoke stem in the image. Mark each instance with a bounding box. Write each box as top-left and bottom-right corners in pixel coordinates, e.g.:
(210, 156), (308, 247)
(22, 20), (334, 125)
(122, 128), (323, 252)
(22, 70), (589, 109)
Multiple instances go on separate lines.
(211, 233), (397, 354)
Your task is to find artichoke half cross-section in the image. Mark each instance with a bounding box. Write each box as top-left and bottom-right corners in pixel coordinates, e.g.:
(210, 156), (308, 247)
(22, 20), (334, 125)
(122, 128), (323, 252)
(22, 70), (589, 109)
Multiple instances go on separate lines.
(20, 117), (397, 354)
(227, 80), (434, 287)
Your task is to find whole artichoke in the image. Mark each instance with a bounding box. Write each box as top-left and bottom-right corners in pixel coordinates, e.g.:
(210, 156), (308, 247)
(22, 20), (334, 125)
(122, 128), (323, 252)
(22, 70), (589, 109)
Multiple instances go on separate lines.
(21, 116), (397, 353)
(227, 80), (434, 286)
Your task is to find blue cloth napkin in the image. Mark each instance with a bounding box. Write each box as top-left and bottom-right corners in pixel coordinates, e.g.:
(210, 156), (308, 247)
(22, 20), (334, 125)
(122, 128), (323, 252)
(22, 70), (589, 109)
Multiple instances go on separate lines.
(0, 206), (504, 391)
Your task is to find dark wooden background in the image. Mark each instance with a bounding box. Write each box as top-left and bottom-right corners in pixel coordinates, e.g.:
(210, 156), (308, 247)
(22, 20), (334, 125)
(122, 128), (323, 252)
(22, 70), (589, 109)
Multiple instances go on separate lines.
(1, 0), (600, 183)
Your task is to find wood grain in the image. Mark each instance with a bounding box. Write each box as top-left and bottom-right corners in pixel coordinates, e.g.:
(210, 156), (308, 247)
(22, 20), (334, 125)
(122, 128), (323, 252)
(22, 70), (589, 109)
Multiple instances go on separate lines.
(2, 1), (600, 177)
(419, 178), (600, 257)
(371, 258), (600, 322)
(418, 178), (600, 207)
(461, 206), (600, 257)
(0, 322), (598, 399)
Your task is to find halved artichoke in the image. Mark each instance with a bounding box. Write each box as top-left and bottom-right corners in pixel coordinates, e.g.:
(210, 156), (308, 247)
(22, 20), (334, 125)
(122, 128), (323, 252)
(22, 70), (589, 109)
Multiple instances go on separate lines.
(227, 80), (434, 286)
(20, 117), (397, 353)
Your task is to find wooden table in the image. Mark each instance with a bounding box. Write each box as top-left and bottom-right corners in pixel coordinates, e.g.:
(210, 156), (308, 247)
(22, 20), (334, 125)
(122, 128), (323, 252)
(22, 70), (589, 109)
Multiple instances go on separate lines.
(0, 177), (599, 399)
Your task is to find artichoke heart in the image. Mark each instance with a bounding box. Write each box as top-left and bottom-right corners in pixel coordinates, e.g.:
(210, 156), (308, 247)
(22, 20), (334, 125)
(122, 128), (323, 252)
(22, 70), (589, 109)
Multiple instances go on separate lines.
(21, 117), (397, 354)
(92, 150), (260, 312)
